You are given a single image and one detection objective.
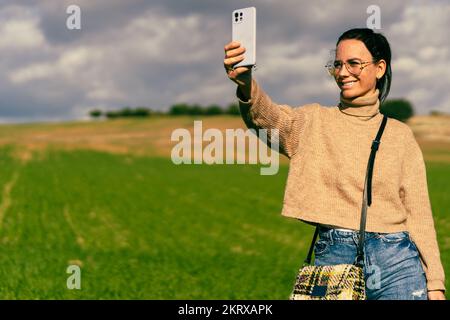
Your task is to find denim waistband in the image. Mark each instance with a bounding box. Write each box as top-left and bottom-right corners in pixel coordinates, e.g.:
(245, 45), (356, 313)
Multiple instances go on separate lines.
(317, 225), (410, 244)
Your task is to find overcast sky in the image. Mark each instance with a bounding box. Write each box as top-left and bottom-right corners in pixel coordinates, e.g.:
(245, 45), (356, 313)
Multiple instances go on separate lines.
(0, 0), (449, 123)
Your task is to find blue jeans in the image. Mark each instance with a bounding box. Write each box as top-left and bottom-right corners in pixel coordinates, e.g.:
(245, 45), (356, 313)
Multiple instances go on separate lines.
(313, 226), (428, 300)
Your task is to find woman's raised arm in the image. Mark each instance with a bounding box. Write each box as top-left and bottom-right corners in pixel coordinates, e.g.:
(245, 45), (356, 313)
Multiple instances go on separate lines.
(224, 41), (315, 158)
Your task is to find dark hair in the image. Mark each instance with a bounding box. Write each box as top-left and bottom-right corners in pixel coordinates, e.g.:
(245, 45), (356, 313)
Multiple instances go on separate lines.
(337, 28), (392, 104)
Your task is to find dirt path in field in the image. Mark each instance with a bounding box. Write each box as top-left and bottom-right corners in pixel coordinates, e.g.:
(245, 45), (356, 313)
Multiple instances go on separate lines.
(0, 171), (19, 230)
(63, 207), (86, 249)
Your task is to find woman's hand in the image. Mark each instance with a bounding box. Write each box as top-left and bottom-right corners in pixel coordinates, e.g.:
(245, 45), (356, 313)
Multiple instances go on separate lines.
(223, 41), (252, 100)
(428, 290), (446, 300)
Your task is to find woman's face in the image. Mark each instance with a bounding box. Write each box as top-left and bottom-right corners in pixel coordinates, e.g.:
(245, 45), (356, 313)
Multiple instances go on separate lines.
(334, 39), (386, 99)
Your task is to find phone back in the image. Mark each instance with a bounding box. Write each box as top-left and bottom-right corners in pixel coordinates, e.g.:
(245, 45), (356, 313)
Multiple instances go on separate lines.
(232, 7), (256, 68)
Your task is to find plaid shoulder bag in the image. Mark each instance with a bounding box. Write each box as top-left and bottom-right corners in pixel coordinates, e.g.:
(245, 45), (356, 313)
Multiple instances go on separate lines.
(289, 114), (388, 300)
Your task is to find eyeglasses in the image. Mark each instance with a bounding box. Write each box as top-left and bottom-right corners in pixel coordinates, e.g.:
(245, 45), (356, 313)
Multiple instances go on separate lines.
(325, 59), (376, 77)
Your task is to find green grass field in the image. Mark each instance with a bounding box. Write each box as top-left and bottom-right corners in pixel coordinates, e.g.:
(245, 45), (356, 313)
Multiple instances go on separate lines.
(0, 146), (311, 299)
(0, 118), (449, 299)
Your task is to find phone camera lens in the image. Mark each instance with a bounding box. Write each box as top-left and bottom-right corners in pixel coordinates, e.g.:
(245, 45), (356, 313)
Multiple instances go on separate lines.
(240, 12), (243, 16)
(235, 12), (239, 17)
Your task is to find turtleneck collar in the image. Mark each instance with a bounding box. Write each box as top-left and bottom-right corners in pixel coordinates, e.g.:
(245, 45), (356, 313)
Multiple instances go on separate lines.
(338, 88), (380, 119)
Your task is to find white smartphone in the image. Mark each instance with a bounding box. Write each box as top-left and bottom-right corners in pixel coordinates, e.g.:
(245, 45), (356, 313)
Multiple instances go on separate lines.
(232, 7), (256, 68)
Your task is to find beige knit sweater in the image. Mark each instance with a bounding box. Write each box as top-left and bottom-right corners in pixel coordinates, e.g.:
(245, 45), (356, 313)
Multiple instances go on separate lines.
(237, 78), (446, 292)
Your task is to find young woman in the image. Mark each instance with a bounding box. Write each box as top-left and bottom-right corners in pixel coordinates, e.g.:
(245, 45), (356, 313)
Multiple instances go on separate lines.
(223, 28), (445, 300)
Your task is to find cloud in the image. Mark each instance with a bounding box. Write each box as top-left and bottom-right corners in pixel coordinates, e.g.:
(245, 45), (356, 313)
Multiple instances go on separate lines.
(9, 47), (102, 84)
(386, 2), (450, 111)
(0, 18), (45, 50)
(0, 0), (449, 123)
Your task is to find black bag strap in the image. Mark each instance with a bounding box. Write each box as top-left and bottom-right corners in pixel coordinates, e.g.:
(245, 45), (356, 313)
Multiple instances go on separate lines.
(303, 114), (388, 267)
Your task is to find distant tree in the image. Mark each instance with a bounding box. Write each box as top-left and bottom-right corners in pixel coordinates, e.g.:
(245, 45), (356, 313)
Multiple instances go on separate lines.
(169, 103), (190, 115)
(430, 110), (447, 116)
(380, 99), (414, 122)
(89, 109), (102, 118)
(189, 104), (204, 115)
(134, 107), (151, 117)
(105, 111), (120, 119)
(168, 103), (233, 116)
(225, 103), (240, 116)
(119, 107), (133, 117)
(204, 104), (223, 115)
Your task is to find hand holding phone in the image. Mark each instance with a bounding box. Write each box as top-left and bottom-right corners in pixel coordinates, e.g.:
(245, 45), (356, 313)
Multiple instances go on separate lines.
(223, 7), (256, 100)
(224, 41), (252, 100)
(231, 7), (256, 68)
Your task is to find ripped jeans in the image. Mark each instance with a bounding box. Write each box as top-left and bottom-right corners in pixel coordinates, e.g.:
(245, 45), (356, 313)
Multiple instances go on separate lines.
(314, 226), (428, 300)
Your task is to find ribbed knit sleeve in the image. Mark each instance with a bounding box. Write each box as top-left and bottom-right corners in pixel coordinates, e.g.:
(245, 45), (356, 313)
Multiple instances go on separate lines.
(236, 78), (311, 159)
(400, 128), (446, 292)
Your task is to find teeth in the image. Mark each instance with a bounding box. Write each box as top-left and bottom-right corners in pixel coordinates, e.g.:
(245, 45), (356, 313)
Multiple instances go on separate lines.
(342, 81), (356, 87)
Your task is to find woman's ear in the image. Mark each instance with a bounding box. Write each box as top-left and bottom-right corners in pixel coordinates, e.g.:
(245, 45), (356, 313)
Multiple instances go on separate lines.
(376, 59), (387, 80)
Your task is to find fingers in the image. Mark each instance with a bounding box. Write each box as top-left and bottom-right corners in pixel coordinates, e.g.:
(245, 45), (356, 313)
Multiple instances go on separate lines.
(224, 41), (245, 65)
(224, 54), (245, 67)
(226, 66), (250, 80)
(224, 41), (250, 81)
(224, 43), (246, 72)
(224, 45), (246, 59)
(234, 66), (251, 77)
(224, 40), (241, 52)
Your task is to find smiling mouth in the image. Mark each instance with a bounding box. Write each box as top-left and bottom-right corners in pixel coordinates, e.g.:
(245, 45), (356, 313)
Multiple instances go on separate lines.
(340, 80), (358, 89)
